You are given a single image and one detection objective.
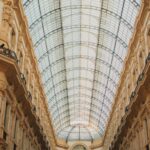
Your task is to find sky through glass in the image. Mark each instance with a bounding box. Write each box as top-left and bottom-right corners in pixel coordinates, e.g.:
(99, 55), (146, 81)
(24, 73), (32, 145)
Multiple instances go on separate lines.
(23, 0), (141, 141)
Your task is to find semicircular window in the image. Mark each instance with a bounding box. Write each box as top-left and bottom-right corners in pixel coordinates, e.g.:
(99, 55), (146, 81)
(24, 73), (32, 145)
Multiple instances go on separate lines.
(72, 145), (86, 150)
(23, 0), (142, 141)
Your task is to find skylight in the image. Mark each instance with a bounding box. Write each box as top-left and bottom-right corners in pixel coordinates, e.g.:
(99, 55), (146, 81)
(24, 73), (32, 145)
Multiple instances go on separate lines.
(23, 0), (141, 141)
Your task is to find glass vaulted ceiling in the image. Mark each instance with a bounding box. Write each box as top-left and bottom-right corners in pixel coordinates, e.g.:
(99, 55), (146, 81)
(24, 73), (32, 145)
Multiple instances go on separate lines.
(23, 0), (141, 141)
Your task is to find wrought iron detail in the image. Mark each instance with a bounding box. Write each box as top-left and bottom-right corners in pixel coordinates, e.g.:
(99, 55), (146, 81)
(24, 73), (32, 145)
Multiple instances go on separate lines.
(0, 44), (17, 61)
(27, 91), (32, 101)
(130, 91), (136, 100)
(20, 73), (26, 85)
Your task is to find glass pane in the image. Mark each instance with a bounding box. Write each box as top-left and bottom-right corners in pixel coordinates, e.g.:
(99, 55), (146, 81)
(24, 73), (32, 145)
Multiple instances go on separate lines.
(23, 0), (141, 141)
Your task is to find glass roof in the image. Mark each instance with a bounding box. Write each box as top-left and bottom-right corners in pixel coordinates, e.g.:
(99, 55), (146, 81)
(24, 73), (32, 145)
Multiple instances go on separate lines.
(22, 0), (141, 141)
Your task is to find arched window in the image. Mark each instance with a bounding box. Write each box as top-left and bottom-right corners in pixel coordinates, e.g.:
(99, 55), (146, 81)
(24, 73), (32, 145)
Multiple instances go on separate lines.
(72, 145), (86, 150)
(4, 103), (10, 140)
(11, 28), (16, 50)
(18, 51), (23, 68)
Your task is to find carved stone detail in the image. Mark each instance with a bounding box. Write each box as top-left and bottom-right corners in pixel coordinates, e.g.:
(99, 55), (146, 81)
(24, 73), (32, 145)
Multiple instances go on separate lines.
(0, 0), (14, 47)
(0, 72), (7, 92)
(2, 0), (13, 24)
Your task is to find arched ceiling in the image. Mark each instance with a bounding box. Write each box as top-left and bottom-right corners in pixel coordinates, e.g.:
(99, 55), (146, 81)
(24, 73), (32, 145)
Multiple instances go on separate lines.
(22, 0), (141, 141)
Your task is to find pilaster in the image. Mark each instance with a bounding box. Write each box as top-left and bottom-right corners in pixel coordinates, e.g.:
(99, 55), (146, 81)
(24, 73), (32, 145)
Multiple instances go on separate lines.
(8, 105), (16, 150)
(0, 72), (7, 150)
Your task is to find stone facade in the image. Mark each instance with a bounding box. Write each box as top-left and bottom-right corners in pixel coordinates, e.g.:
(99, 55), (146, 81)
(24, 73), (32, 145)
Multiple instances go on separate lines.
(103, 0), (150, 149)
(0, 0), (56, 149)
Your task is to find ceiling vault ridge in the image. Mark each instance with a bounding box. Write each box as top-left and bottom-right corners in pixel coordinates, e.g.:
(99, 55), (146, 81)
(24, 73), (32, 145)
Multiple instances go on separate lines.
(88, 0), (103, 126)
(97, 0), (126, 128)
(36, 0), (63, 128)
(59, 0), (71, 129)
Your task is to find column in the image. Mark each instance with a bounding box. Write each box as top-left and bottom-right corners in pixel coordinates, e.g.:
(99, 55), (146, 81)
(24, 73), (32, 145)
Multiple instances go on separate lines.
(0, 72), (7, 150)
(8, 105), (16, 150)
